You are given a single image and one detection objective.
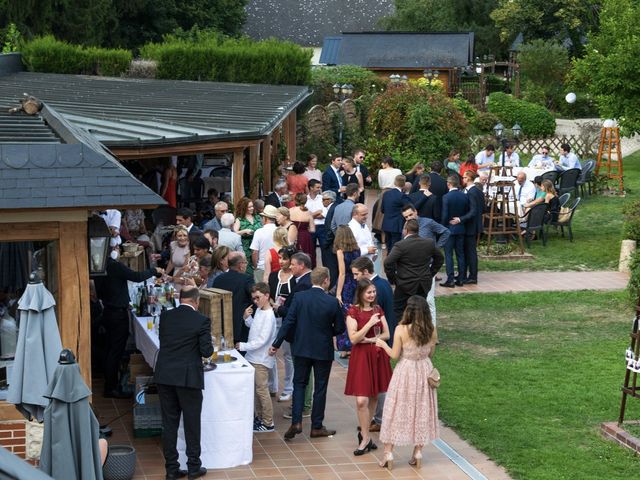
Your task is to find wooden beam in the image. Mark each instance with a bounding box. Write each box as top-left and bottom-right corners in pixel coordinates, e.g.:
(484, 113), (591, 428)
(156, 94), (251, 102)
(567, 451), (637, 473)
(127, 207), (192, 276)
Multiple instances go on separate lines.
(262, 133), (272, 194)
(249, 144), (260, 199)
(0, 222), (59, 241)
(232, 149), (245, 205)
(110, 139), (262, 161)
(287, 110), (297, 164)
(57, 221), (92, 389)
(272, 127), (281, 177)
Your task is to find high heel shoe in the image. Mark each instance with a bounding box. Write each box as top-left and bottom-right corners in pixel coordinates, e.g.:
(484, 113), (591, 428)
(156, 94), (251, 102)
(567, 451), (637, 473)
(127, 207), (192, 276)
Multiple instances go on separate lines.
(357, 431), (377, 449)
(353, 439), (376, 456)
(379, 452), (394, 470)
(409, 451), (423, 468)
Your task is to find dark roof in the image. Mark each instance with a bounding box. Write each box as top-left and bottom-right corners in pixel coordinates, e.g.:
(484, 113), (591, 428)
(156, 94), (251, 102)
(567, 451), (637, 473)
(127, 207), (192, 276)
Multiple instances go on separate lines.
(243, 0), (394, 47)
(320, 32), (475, 68)
(0, 71), (311, 148)
(0, 104), (165, 211)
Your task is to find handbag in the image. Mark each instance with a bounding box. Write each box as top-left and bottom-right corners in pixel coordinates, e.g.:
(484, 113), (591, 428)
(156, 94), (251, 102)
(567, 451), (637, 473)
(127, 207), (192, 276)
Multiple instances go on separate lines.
(557, 206), (571, 223)
(428, 367), (441, 388)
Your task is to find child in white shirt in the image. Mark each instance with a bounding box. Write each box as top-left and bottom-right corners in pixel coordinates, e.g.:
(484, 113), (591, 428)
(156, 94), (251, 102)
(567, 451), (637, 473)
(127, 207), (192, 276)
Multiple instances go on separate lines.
(236, 282), (277, 432)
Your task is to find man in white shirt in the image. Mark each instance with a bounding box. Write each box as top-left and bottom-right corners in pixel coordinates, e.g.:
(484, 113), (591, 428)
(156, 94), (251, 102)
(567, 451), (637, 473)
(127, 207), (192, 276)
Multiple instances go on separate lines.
(557, 143), (582, 170)
(250, 205), (278, 282)
(512, 172), (537, 207)
(475, 144), (496, 172)
(498, 143), (520, 167)
(348, 204), (378, 259)
(528, 145), (555, 170)
(306, 179), (325, 254)
(217, 213), (243, 252)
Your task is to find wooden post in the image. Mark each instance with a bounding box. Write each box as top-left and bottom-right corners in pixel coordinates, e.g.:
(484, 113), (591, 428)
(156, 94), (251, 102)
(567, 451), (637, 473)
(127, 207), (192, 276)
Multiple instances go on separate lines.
(285, 111), (297, 164)
(262, 134), (272, 194)
(232, 149), (245, 205)
(272, 126), (281, 176)
(57, 221), (92, 389)
(249, 144), (259, 199)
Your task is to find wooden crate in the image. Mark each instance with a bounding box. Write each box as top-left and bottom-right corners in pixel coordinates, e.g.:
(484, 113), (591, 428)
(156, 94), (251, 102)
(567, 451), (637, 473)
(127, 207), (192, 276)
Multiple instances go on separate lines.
(198, 288), (234, 345)
(118, 248), (147, 272)
(129, 353), (153, 383)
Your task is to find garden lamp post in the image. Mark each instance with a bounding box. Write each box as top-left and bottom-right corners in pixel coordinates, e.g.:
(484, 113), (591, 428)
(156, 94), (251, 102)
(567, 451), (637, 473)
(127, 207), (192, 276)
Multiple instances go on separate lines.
(333, 83), (354, 158)
(423, 69), (440, 86)
(88, 214), (111, 277)
(493, 122), (522, 169)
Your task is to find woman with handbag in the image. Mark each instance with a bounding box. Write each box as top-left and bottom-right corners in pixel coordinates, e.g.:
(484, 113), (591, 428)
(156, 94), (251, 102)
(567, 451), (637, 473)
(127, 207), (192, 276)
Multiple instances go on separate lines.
(375, 295), (439, 471)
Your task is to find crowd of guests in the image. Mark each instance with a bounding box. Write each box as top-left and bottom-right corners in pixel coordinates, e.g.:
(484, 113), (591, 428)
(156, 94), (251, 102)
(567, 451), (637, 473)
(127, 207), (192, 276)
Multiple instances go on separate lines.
(94, 143), (583, 477)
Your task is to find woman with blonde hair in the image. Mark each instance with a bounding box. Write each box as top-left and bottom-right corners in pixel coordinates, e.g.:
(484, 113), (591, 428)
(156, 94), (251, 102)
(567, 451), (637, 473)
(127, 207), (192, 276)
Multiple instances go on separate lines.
(233, 197), (262, 275)
(264, 227), (290, 279)
(375, 295), (439, 471)
(276, 206), (298, 246)
(405, 162), (425, 187)
(334, 225), (361, 357)
(165, 225), (190, 277)
(289, 193), (315, 266)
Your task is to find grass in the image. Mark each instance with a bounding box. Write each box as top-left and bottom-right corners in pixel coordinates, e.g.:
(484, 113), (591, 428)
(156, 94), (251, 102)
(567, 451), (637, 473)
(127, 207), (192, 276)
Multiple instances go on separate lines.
(479, 151), (640, 271)
(436, 290), (638, 480)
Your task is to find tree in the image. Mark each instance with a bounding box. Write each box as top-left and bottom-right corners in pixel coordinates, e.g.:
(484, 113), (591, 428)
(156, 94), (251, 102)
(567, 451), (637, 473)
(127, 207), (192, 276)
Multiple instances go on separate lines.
(174, 0), (247, 37)
(378, 0), (505, 59)
(490, 0), (601, 56)
(109, 0), (179, 49)
(518, 39), (570, 110)
(571, 0), (640, 134)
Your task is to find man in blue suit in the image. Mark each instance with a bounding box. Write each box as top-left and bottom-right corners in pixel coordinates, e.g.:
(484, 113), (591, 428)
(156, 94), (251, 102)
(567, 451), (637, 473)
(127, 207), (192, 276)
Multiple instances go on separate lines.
(441, 175), (469, 287)
(270, 266), (345, 441)
(321, 156), (345, 198)
(461, 171), (485, 284)
(381, 174), (411, 252)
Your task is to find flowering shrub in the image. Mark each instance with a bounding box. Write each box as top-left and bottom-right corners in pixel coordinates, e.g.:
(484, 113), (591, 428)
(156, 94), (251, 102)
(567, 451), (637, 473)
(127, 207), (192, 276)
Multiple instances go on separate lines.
(366, 83), (470, 173)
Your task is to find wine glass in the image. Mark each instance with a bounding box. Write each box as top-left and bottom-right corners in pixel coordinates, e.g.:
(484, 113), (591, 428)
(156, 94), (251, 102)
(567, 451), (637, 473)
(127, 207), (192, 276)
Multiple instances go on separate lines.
(373, 325), (381, 338)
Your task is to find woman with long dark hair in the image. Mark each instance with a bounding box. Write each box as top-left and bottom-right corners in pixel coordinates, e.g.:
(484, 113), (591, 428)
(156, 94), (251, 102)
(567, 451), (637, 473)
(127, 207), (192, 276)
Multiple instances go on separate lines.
(375, 295), (439, 471)
(344, 279), (392, 456)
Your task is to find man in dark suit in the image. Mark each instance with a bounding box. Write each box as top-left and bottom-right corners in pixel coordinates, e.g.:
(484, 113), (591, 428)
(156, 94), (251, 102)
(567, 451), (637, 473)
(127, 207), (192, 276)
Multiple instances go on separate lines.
(154, 286), (213, 480)
(176, 207), (202, 237)
(319, 191), (339, 288)
(381, 174), (411, 251)
(409, 174), (438, 219)
(353, 149), (372, 203)
(212, 252), (254, 343)
(275, 252), (312, 319)
(270, 267), (345, 441)
(441, 175), (470, 287)
(322, 156), (345, 198)
(461, 171), (485, 284)
(264, 180), (287, 208)
(384, 219), (444, 322)
(414, 161), (447, 222)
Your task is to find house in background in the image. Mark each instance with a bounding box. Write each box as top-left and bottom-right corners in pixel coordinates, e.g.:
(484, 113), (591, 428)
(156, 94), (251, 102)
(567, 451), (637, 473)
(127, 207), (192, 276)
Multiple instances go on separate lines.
(320, 31), (476, 92)
(243, 0), (395, 63)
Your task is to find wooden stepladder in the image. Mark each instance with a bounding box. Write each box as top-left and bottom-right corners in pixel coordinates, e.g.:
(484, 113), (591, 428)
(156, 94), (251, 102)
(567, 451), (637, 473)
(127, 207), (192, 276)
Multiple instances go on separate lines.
(619, 298), (640, 425)
(596, 127), (624, 193)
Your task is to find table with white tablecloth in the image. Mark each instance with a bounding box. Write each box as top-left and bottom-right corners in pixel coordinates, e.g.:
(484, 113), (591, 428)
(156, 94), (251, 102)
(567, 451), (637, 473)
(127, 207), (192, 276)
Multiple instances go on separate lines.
(133, 315), (254, 469)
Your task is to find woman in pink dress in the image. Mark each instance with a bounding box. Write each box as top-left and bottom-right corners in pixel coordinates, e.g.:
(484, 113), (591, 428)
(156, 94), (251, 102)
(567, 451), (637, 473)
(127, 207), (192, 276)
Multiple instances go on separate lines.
(375, 295), (439, 471)
(289, 193), (315, 265)
(344, 279), (392, 456)
(286, 162), (309, 207)
(160, 157), (178, 207)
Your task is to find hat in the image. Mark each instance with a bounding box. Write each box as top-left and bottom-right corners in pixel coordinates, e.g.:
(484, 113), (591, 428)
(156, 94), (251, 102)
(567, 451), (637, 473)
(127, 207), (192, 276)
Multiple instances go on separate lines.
(260, 204), (279, 219)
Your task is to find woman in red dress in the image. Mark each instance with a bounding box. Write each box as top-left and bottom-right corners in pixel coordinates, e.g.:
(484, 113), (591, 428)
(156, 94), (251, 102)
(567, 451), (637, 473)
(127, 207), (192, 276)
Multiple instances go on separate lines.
(160, 157), (178, 208)
(286, 162), (309, 207)
(344, 278), (393, 456)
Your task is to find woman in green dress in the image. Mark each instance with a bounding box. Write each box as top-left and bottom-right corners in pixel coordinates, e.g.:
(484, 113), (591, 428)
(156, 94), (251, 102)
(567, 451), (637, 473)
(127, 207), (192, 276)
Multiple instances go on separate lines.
(233, 197), (262, 275)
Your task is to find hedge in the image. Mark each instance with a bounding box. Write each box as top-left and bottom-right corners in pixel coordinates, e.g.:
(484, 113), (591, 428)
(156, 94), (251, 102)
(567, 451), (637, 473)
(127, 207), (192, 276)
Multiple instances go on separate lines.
(141, 38), (312, 85)
(22, 35), (131, 77)
(487, 92), (556, 137)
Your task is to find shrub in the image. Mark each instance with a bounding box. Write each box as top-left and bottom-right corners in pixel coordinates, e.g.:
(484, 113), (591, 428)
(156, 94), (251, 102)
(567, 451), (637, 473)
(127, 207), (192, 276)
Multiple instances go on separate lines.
(487, 92), (556, 137)
(366, 84), (470, 174)
(22, 35), (131, 76)
(519, 39), (570, 111)
(310, 65), (387, 106)
(141, 37), (312, 85)
(623, 200), (640, 241)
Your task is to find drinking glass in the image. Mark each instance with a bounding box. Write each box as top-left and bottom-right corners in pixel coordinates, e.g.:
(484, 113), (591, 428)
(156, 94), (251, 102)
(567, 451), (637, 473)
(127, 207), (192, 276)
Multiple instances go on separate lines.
(373, 325), (381, 338)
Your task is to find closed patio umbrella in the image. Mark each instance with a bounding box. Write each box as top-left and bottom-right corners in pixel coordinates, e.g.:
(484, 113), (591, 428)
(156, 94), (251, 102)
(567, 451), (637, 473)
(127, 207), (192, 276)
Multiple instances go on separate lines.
(39, 349), (103, 480)
(7, 275), (63, 422)
(0, 445), (54, 480)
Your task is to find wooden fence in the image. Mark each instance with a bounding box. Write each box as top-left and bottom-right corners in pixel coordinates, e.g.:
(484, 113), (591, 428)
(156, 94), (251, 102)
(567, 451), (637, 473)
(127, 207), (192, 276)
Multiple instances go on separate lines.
(471, 134), (600, 160)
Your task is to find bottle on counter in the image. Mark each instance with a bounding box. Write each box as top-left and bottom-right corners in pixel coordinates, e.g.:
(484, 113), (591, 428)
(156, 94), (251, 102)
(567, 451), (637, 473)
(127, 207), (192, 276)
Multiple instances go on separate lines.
(139, 285), (149, 317)
(220, 335), (227, 352)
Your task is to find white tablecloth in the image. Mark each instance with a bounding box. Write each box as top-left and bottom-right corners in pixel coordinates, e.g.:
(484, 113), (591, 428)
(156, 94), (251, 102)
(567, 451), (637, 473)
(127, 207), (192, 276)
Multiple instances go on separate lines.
(513, 166), (554, 181)
(133, 315), (254, 469)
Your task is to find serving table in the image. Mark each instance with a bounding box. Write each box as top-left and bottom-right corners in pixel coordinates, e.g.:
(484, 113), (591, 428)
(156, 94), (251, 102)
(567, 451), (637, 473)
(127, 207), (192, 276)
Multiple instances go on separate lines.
(133, 314), (254, 469)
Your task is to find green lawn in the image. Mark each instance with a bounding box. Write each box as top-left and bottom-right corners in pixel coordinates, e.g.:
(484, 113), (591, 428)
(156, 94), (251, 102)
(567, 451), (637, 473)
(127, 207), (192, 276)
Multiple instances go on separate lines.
(480, 151), (640, 271)
(436, 291), (638, 480)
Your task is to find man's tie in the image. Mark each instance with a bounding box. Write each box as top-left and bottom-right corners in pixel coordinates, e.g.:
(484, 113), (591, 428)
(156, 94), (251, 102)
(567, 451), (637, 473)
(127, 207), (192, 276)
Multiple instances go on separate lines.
(518, 185), (523, 200)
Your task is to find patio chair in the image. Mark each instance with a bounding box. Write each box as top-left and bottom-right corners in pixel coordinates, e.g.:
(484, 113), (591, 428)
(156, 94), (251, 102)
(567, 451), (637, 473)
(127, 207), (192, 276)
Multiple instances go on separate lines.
(523, 203), (548, 247)
(557, 168), (581, 196)
(546, 197), (581, 242)
(541, 170), (559, 187)
(558, 192), (571, 208)
(576, 160), (595, 196)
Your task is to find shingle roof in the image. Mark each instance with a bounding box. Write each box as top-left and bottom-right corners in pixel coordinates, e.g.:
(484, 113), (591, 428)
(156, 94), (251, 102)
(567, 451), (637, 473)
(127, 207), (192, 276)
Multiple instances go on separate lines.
(320, 32), (475, 68)
(0, 72), (311, 148)
(0, 104), (166, 211)
(244, 0), (395, 47)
